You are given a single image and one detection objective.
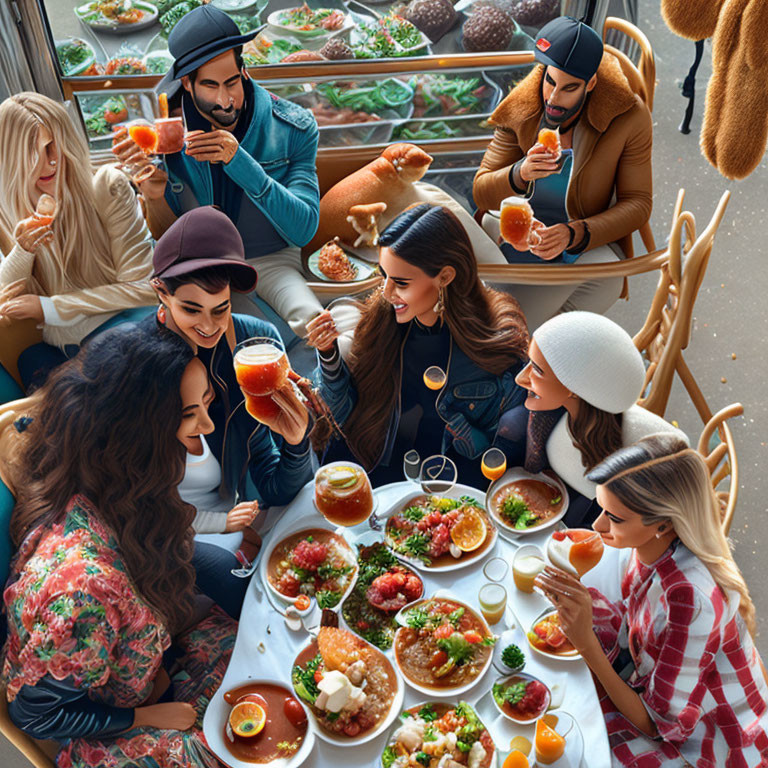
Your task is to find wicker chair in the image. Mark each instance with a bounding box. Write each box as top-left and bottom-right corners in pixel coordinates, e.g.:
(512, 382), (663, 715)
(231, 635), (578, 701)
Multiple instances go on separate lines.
(634, 189), (731, 422)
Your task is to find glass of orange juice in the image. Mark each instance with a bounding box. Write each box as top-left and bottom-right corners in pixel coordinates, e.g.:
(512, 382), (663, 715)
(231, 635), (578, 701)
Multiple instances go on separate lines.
(423, 365), (446, 390)
(547, 529), (604, 578)
(481, 448), (507, 484)
(534, 716), (566, 764)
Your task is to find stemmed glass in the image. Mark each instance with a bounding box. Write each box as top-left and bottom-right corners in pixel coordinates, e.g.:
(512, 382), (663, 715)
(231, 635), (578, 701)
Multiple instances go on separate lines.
(403, 449), (421, 483)
(481, 447), (507, 488)
(419, 454), (458, 495)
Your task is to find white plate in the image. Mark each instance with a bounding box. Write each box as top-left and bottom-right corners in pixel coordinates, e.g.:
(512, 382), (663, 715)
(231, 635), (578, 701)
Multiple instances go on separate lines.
(393, 595), (494, 698)
(527, 608), (581, 662)
(291, 637), (404, 746)
(259, 519), (358, 608)
(267, 7), (354, 38)
(380, 484), (497, 573)
(490, 671), (551, 724)
(202, 677), (316, 768)
(55, 37), (97, 76)
(486, 468), (569, 540)
(381, 700), (498, 767)
(75, 1), (159, 33)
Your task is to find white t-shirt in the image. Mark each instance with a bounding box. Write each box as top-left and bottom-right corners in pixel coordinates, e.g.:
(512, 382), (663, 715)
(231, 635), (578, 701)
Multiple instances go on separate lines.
(178, 435), (232, 534)
(546, 404), (689, 498)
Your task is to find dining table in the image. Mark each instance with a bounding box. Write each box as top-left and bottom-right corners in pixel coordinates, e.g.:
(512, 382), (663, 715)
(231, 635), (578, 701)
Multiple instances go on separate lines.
(203, 478), (618, 768)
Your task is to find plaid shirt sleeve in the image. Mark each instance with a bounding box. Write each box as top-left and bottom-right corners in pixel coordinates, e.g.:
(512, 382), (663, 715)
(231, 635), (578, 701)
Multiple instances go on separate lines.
(641, 583), (720, 743)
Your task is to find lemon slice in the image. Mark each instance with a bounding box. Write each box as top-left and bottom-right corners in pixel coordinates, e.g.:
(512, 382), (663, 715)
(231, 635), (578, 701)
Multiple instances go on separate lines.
(229, 701), (267, 738)
(327, 466), (358, 489)
(450, 507), (487, 552)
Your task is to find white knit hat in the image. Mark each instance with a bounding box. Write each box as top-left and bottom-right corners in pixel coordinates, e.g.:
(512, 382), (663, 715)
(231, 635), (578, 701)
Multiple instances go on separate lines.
(533, 312), (645, 414)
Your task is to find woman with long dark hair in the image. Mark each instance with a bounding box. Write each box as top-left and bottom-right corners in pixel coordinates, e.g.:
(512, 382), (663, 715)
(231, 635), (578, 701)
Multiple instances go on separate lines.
(1, 325), (235, 768)
(307, 203), (529, 486)
(536, 435), (768, 766)
(498, 311), (686, 526)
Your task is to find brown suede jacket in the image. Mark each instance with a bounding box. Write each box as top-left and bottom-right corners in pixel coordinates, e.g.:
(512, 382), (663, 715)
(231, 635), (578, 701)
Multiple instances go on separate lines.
(473, 53), (653, 258)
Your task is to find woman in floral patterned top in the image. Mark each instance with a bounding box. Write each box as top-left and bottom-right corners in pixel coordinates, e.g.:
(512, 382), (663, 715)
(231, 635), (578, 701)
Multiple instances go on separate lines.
(2, 325), (236, 768)
(536, 434), (768, 767)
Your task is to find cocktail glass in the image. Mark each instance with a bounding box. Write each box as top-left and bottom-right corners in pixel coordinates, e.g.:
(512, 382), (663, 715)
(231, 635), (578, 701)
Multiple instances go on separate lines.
(547, 529), (604, 578)
(314, 461), (375, 527)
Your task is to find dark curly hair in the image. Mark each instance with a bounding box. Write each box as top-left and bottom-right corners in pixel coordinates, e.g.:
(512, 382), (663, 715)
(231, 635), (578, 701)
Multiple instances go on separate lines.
(11, 324), (198, 634)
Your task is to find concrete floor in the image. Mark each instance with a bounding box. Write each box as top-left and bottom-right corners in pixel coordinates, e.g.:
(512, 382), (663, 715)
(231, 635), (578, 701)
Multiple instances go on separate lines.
(3, 3), (767, 767)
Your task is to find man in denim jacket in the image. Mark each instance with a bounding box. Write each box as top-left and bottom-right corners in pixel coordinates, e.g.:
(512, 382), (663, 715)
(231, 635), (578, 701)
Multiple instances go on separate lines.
(113, 5), (322, 335)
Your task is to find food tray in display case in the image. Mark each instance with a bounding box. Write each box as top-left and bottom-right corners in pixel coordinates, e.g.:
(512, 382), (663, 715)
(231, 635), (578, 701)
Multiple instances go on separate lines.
(75, 0), (159, 34)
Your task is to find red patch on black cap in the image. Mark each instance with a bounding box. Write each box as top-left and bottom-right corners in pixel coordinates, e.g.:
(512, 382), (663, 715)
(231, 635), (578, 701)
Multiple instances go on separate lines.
(536, 37), (551, 52)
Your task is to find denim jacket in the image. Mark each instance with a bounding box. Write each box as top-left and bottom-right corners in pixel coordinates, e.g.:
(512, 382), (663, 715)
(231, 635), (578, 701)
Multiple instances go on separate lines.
(317, 325), (526, 468)
(163, 81), (320, 247)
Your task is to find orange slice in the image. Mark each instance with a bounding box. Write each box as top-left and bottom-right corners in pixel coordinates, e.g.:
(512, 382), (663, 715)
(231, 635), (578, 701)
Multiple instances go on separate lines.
(229, 701), (267, 738)
(450, 507), (487, 552)
(503, 750), (530, 768)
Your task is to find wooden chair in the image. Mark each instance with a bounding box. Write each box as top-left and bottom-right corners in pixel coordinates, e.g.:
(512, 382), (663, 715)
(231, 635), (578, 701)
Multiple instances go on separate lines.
(696, 403), (743, 535)
(0, 690), (56, 768)
(634, 189), (731, 422)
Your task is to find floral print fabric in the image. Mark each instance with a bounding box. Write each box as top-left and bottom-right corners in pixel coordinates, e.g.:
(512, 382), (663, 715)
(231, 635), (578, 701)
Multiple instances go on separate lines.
(2, 495), (236, 767)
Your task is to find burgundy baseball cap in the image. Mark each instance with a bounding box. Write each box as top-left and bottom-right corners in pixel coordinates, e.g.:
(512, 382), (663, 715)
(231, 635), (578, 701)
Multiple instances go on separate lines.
(152, 206), (257, 293)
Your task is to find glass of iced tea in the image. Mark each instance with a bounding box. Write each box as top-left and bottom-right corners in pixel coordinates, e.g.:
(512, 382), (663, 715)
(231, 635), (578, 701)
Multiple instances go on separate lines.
(234, 337), (290, 423)
(314, 461), (375, 527)
(499, 196), (538, 248)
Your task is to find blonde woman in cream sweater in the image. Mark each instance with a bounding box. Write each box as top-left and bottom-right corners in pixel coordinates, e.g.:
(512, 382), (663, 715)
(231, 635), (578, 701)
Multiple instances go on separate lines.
(0, 92), (155, 390)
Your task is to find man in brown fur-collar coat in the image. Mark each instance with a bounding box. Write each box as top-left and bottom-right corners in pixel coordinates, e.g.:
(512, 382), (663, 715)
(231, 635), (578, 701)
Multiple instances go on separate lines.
(474, 16), (653, 330)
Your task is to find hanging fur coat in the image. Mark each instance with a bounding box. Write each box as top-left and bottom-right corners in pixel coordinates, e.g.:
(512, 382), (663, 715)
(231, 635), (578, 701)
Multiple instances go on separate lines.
(662, 0), (768, 180)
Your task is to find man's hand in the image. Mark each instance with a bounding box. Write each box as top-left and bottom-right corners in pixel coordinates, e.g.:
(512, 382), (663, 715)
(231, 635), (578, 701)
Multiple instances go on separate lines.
(184, 130), (239, 164)
(519, 143), (561, 183)
(530, 222), (571, 261)
(0, 294), (43, 322)
(14, 216), (53, 253)
(225, 501), (260, 532)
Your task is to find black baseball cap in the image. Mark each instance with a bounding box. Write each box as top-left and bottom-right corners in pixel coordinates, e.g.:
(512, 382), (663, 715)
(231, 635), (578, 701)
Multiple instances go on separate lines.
(152, 207), (257, 293)
(534, 16), (604, 82)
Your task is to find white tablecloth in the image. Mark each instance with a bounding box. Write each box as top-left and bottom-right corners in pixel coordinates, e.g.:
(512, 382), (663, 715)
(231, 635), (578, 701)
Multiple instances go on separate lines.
(203, 481), (614, 768)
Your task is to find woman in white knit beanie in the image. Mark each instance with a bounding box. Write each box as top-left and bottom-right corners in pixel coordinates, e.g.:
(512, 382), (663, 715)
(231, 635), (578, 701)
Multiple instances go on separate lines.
(501, 311), (686, 526)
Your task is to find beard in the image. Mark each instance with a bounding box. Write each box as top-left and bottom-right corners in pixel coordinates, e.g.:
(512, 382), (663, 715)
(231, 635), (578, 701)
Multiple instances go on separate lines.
(191, 88), (242, 128)
(542, 87), (588, 129)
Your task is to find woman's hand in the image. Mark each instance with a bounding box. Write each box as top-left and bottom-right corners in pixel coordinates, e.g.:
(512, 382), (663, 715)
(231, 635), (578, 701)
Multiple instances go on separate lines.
(259, 383), (310, 445)
(14, 216), (53, 253)
(0, 293), (43, 322)
(305, 311), (339, 353)
(535, 566), (596, 652)
(225, 501), (260, 532)
(133, 702), (196, 731)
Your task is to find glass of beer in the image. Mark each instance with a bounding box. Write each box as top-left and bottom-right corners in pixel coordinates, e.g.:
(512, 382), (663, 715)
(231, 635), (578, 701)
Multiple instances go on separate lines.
(478, 582), (507, 625)
(512, 544), (546, 594)
(314, 461), (375, 527)
(233, 337), (290, 423)
(155, 117), (185, 154)
(499, 196), (535, 246)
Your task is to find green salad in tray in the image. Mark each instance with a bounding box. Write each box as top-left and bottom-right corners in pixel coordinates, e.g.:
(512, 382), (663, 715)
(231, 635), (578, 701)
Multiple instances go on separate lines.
(316, 79), (413, 114)
(273, 3), (346, 34)
(352, 13), (428, 59)
(394, 120), (463, 141)
(56, 39), (96, 76)
(409, 74), (494, 118)
(243, 37), (304, 65)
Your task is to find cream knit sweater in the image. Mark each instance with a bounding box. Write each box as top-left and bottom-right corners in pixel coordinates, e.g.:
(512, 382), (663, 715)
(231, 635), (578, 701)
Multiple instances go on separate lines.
(0, 165), (155, 349)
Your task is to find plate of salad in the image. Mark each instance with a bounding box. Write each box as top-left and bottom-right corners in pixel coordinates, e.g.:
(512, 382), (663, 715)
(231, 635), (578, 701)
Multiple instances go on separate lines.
(75, 0), (158, 33)
(408, 73), (502, 118)
(351, 13), (430, 59)
(242, 35), (304, 64)
(267, 4), (352, 38)
(381, 701), (496, 768)
(55, 38), (99, 77)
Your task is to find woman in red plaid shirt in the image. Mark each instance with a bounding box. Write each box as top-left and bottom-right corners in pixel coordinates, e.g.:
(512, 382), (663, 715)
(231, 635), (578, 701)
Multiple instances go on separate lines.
(537, 434), (768, 767)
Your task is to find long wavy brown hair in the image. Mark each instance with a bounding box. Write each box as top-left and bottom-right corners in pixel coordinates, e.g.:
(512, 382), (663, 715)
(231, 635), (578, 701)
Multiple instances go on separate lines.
(569, 401), (624, 471)
(11, 325), (198, 635)
(339, 203), (529, 469)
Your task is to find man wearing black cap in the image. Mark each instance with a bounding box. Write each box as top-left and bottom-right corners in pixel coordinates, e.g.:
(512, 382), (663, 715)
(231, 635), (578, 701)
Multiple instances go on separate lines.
(113, 5), (323, 336)
(473, 16), (653, 330)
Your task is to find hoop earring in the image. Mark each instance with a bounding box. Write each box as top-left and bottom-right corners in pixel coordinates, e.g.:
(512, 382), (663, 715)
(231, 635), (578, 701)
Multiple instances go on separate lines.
(157, 305), (167, 324)
(433, 285), (446, 319)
